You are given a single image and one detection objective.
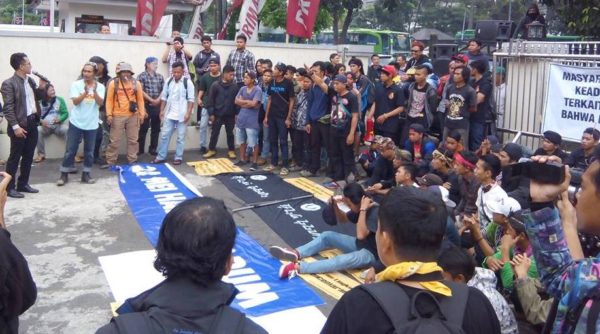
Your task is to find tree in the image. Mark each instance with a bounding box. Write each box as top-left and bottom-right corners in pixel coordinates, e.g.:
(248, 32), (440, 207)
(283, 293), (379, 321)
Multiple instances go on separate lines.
(260, 0), (332, 41)
(541, 0), (600, 38)
(321, 0), (363, 44)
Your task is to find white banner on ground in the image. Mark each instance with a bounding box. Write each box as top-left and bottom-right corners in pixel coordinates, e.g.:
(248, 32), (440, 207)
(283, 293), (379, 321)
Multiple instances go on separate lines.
(99, 251), (327, 333)
(189, 0), (215, 39)
(237, 0), (267, 42)
(542, 64), (600, 141)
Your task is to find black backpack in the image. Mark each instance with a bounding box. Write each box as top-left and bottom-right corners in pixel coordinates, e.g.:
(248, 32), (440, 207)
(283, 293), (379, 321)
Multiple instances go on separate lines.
(165, 77), (189, 99)
(360, 280), (468, 334)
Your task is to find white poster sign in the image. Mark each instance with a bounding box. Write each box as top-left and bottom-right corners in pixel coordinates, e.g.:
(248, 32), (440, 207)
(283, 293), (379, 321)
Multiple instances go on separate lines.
(542, 64), (600, 141)
(237, 0), (267, 42)
(189, 0), (215, 39)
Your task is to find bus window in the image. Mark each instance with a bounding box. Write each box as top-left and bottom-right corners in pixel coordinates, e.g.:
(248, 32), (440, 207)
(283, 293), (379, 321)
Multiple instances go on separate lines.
(380, 34), (390, 55)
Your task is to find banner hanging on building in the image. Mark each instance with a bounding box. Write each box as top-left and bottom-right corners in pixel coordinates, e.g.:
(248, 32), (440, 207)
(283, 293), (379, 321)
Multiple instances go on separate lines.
(542, 63), (600, 141)
(217, 0), (244, 39)
(236, 0), (267, 42)
(117, 164), (324, 316)
(136, 0), (169, 36)
(189, 0), (215, 39)
(286, 0), (320, 39)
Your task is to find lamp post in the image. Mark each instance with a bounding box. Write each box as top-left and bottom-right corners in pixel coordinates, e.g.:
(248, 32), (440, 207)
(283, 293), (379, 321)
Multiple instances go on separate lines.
(526, 21), (544, 40)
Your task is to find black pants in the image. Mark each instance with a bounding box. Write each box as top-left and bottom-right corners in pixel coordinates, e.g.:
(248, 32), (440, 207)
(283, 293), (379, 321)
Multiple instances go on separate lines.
(329, 128), (355, 181)
(308, 121), (330, 174)
(6, 117), (38, 191)
(138, 105), (161, 154)
(375, 121), (403, 146)
(208, 114), (235, 151)
(291, 128), (309, 168)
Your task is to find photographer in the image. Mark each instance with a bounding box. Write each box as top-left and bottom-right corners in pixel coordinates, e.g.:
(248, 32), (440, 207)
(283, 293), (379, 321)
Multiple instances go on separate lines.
(0, 172), (37, 333)
(522, 149), (598, 333)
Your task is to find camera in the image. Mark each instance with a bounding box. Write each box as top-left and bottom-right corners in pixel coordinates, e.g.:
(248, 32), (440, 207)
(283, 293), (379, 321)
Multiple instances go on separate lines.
(129, 101), (138, 113)
(503, 160), (565, 185)
(568, 168), (584, 205)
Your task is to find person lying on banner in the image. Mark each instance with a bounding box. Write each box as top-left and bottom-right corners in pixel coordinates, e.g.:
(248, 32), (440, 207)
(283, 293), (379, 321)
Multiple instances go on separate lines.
(270, 183), (380, 279)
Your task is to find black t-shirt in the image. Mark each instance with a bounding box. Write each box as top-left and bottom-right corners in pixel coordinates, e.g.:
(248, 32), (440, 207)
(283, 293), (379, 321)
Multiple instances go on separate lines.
(565, 147), (595, 170)
(469, 77), (493, 124)
(321, 282), (501, 334)
(267, 78), (295, 119)
(374, 82), (405, 133)
(533, 147), (569, 163)
(328, 87), (359, 133)
(346, 205), (379, 256)
(445, 84), (477, 130)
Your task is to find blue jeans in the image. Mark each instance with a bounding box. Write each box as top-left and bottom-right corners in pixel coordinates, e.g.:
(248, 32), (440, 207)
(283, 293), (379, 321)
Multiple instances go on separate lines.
(61, 122), (97, 173)
(268, 116), (289, 166)
(297, 231), (376, 274)
(199, 108), (208, 148)
(469, 121), (485, 151)
(157, 119), (187, 161)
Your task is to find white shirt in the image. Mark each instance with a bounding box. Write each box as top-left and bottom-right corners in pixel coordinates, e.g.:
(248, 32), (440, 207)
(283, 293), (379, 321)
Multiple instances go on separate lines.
(476, 183), (507, 233)
(24, 78), (35, 116)
(160, 78), (195, 122)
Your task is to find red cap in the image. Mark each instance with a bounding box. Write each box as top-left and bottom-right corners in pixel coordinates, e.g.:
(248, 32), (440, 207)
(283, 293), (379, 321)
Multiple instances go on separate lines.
(381, 65), (397, 77)
(451, 54), (469, 64)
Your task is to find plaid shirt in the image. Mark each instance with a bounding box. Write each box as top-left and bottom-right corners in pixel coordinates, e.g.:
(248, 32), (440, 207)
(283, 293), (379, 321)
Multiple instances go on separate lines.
(226, 48), (256, 84)
(138, 71), (165, 101)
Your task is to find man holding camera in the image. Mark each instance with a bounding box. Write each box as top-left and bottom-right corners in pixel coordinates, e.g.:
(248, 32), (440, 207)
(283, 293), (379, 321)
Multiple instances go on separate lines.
(523, 147), (600, 332)
(103, 63), (146, 168)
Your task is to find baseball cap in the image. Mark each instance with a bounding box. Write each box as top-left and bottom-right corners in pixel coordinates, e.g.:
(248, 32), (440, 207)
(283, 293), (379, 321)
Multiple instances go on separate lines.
(381, 65), (397, 77)
(417, 173), (444, 187)
(451, 54), (469, 64)
(333, 74), (347, 84)
(488, 196), (521, 217)
(145, 57), (158, 64)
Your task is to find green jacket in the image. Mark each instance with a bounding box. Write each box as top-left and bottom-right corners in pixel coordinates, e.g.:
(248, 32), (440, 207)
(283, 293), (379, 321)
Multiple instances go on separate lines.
(483, 246), (538, 291)
(40, 96), (68, 124)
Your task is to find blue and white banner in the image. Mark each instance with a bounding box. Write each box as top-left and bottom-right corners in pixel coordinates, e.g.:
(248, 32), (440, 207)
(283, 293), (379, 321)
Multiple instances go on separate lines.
(117, 164), (324, 316)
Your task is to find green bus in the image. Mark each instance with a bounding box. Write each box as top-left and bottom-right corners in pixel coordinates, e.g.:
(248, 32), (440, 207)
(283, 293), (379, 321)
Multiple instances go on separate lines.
(315, 29), (412, 57)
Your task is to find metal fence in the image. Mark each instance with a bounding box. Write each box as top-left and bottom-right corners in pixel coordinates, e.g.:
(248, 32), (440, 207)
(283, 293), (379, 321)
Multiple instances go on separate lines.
(493, 40), (600, 151)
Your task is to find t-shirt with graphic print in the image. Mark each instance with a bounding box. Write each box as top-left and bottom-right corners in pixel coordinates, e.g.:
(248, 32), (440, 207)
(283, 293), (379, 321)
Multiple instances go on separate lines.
(267, 78), (295, 119)
(408, 83), (429, 118)
(328, 87), (359, 134)
(444, 84), (477, 130)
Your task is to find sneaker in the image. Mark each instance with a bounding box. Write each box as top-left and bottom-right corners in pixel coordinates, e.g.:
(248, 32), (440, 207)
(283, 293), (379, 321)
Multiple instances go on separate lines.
(249, 163), (258, 171)
(323, 181), (340, 189)
(99, 162), (113, 169)
(228, 150), (237, 159)
(289, 165), (302, 172)
(278, 262), (298, 279)
(257, 157), (267, 166)
(203, 150), (217, 158)
(34, 154), (45, 163)
(269, 246), (299, 262)
(300, 170), (316, 177)
(263, 164), (276, 172)
(199, 147), (208, 155)
(279, 167), (289, 176)
(234, 160), (248, 166)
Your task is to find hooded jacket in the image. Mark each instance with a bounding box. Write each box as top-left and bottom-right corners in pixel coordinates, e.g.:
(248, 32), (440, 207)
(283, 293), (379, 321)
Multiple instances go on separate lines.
(207, 79), (238, 117)
(96, 277), (266, 334)
(467, 267), (518, 334)
(513, 4), (546, 39)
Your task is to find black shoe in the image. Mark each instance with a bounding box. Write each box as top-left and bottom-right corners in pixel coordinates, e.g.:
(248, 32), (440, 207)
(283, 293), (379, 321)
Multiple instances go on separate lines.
(200, 147), (208, 155)
(7, 189), (24, 198)
(17, 185), (39, 193)
(149, 150), (158, 156)
(81, 172), (96, 184)
(57, 173), (68, 186)
(94, 158), (105, 165)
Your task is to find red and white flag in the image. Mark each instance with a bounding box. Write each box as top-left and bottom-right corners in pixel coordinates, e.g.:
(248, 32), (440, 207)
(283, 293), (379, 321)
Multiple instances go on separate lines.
(237, 0), (266, 42)
(136, 0), (169, 36)
(286, 0), (320, 39)
(216, 0), (244, 39)
(189, 0), (215, 39)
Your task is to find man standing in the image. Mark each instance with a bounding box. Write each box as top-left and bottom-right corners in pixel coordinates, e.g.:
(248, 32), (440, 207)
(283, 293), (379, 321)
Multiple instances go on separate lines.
(367, 54), (382, 84)
(226, 35), (256, 88)
(204, 65), (238, 159)
(405, 41), (430, 71)
(192, 35), (220, 80)
(103, 62), (146, 168)
(402, 64), (437, 143)
(263, 63), (295, 175)
(162, 37), (193, 78)
(57, 62), (105, 186)
(443, 67), (477, 149)
(368, 65), (405, 145)
(466, 39), (489, 68)
(152, 62), (195, 165)
(197, 59), (221, 154)
(137, 57), (165, 156)
(468, 60), (493, 151)
(90, 55), (111, 165)
(1, 53), (46, 198)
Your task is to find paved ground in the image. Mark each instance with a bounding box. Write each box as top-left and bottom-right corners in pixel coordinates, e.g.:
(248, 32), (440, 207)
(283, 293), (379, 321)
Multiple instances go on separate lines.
(6, 150), (337, 333)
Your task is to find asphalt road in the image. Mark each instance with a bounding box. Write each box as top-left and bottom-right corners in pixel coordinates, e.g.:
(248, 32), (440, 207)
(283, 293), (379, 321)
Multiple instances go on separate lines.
(6, 150), (337, 333)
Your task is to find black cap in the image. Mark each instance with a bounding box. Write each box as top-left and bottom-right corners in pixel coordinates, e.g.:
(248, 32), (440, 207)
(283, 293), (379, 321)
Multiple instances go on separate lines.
(409, 123), (426, 134)
(543, 130), (562, 146)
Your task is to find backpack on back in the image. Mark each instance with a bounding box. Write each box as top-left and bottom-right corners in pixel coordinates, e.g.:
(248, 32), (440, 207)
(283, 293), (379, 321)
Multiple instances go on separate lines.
(360, 280), (468, 334)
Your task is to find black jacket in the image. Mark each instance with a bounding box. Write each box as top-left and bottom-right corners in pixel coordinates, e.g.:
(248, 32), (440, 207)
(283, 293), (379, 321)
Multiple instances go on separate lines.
(0, 74), (43, 129)
(96, 277), (266, 334)
(207, 80), (238, 117)
(0, 229), (37, 334)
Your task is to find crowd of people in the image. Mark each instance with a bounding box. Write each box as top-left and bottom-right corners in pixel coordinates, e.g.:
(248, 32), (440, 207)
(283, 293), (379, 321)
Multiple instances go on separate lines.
(2, 32), (600, 334)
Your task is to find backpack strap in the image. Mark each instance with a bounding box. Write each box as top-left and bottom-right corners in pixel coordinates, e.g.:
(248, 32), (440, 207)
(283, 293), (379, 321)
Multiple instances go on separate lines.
(209, 306), (245, 334)
(165, 77), (188, 100)
(439, 280), (469, 325)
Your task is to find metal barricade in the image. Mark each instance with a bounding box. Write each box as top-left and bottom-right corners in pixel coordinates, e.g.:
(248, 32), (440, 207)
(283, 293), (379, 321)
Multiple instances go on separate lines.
(493, 40), (600, 151)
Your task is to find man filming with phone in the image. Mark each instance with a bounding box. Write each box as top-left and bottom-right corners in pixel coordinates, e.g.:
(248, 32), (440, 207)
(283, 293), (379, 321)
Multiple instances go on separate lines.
(520, 147), (600, 332)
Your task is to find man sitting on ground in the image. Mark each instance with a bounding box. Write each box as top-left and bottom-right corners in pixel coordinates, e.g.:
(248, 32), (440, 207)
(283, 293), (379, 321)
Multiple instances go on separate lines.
(321, 187), (501, 334)
(532, 130), (568, 162)
(96, 197), (267, 334)
(270, 183), (379, 278)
